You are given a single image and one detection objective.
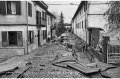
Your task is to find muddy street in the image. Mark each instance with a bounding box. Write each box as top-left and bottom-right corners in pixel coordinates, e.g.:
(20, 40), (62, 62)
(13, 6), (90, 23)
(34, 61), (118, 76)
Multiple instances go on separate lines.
(21, 33), (89, 78)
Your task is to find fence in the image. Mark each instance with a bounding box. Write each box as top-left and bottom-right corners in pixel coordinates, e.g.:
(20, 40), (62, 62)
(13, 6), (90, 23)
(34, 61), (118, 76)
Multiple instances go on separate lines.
(107, 40), (120, 63)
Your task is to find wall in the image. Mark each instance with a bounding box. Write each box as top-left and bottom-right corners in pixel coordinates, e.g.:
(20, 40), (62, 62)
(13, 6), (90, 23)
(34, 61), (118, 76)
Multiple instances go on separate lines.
(36, 3), (47, 45)
(88, 1), (109, 30)
(0, 1), (27, 24)
(27, 1), (36, 25)
(73, 3), (87, 41)
(28, 26), (38, 52)
(47, 15), (51, 39)
(0, 26), (27, 59)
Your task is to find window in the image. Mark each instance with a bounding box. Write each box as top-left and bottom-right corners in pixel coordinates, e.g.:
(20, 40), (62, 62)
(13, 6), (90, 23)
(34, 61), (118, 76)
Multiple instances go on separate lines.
(28, 31), (34, 44)
(28, 2), (32, 17)
(2, 31), (23, 47)
(0, 1), (21, 15)
(36, 11), (41, 25)
(42, 11), (46, 20)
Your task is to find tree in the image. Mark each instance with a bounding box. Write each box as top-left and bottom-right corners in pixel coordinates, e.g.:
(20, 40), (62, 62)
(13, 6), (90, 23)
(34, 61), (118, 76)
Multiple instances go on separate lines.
(104, 1), (120, 32)
(56, 12), (66, 36)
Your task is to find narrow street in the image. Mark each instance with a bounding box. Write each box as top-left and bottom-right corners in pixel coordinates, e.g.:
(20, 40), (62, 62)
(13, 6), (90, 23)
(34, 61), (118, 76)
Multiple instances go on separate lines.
(1, 0), (120, 78)
(0, 32), (119, 78)
(19, 32), (89, 78)
(0, 32), (90, 78)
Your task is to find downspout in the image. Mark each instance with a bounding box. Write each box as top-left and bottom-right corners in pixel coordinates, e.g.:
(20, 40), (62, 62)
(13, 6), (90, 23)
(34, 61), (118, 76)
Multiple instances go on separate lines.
(86, 2), (88, 50)
(26, 1), (28, 54)
(46, 13), (48, 42)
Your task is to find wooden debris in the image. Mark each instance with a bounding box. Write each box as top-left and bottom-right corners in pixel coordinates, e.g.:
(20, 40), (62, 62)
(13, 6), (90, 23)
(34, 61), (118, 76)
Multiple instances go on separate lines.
(67, 63), (100, 74)
(97, 62), (116, 71)
(100, 71), (111, 78)
(51, 56), (76, 64)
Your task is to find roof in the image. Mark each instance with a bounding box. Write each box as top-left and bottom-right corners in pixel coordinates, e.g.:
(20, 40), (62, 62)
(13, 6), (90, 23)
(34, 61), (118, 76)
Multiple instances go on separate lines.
(47, 11), (56, 19)
(33, 1), (48, 10)
(72, 1), (86, 21)
(87, 27), (104, 30)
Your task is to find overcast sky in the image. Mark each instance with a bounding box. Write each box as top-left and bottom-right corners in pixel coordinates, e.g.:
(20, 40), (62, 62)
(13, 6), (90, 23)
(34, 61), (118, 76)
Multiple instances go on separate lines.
(44, 0), (81, 23)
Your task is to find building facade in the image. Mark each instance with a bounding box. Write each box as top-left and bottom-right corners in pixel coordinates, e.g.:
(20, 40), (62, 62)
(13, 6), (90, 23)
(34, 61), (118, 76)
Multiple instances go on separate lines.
(72, 1), (109, 48)
(0, 1), (55, 58)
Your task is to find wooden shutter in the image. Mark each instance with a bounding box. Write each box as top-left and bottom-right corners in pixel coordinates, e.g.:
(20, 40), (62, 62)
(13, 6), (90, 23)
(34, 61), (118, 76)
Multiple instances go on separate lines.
(28, 2), (32, 17)
(17, 31), (23, 46)
(45, 30), (47, 39)
(28, 31), (30, 44)
(39, 12), (41, 24)
(7, 1), (11, 14)
(43, 30), (45, 40)
(36, 11), (38, 24)
(32, 31), (34, 43)
(2, 31), (8, 47)
(36, 11), (41, 25)
(0, 1), (6, 15)
(16, 1), (21, 15)
(42, 11), (44, 19)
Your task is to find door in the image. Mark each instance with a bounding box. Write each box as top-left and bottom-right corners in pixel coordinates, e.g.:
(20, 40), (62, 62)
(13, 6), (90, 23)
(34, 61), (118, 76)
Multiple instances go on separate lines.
(38, 30), (40, 45)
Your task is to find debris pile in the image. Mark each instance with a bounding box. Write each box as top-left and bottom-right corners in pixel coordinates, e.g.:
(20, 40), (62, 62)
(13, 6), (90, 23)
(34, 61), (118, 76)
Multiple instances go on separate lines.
(0, 32), (119, 78)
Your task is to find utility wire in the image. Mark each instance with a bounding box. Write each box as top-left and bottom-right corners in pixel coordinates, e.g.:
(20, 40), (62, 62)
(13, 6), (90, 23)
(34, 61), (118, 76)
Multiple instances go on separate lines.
(47, 3), (79, 5)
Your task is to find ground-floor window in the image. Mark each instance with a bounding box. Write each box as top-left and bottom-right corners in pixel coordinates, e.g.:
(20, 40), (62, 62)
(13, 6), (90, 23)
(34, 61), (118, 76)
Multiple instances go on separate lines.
(28, 31), (34, 44)
(2, 31), (23, 47)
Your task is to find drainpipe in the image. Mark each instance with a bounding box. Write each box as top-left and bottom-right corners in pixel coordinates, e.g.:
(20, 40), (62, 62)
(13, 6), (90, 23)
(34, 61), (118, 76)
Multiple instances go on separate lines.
(86, 2), (88, 50)
(26, 1), (28, 54)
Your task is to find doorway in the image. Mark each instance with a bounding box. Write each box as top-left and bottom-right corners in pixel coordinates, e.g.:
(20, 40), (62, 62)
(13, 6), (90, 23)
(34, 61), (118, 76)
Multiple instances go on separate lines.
(38, 30), (40, 46)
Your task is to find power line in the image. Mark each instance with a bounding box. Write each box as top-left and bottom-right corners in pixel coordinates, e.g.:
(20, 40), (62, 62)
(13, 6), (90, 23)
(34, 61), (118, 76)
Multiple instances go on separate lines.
(47, 3), (79, 5)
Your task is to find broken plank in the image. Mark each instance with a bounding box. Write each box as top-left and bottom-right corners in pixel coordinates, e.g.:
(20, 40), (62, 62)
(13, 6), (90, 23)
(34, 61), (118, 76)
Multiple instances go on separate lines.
(51, 56), (76, 64)
(91, 72), (103, 78)
(100, 71), (111, 78)
(67, 63), (100, 74)
(97, 62), (116, 71)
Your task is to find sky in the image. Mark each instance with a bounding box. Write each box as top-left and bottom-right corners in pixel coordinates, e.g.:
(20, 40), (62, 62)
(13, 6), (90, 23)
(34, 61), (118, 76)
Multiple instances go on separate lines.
(44, 0), (81, 23)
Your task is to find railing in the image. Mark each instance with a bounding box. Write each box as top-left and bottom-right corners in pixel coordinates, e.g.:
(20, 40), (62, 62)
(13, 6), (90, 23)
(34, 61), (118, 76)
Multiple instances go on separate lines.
(107, 44), (120, 63)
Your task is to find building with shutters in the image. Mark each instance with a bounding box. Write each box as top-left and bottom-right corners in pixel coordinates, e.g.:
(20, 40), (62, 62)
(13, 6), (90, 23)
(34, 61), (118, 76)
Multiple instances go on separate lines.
(35, 1), (48, 45)
(46, 11), (56, 41)
(0, 1), (55, 57)
(71, 1), (110, 48)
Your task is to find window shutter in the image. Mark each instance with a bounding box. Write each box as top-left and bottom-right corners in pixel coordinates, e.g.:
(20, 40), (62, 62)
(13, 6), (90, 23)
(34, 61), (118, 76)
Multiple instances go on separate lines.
(36, 11), (41, 25)
(39, 12), (41, 24)
(36, 11), (38, 24)
(28, 31), (30, 44)
(2, 31), (8, 47)
(0, 1), (6, 15)
(45, 30), (47, 39)
(28, 3), (32, 17)
(32, 31), (34, 43)
(16, 1), (21, 15)
(42, 11), (44, 19)
(17, 31), (23, 46)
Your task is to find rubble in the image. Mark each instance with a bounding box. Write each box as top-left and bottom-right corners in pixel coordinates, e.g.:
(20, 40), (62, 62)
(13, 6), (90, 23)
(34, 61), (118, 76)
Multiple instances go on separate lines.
(0, 32), (119, 78)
